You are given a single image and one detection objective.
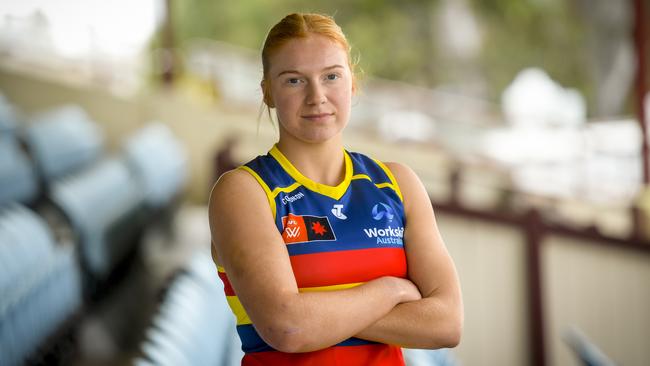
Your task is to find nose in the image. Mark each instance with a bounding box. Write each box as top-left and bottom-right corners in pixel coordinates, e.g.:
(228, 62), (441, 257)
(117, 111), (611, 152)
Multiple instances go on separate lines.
(306, 82), (327, 105)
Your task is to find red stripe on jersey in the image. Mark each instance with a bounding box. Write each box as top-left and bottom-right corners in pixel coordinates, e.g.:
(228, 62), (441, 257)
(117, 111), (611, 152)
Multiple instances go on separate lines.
(218, 270), (236, 296)
(242, 344), (405, 366)
(289, 248), (407, 288)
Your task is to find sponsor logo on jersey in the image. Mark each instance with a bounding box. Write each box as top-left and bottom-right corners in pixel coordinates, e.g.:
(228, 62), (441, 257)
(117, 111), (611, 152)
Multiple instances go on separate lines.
(372, 203), (394, 221)
(331, 204), (347, 220)
(281, 213), (336, 244)
(281, 192), (305, 205)
(363, 226), (404, 245)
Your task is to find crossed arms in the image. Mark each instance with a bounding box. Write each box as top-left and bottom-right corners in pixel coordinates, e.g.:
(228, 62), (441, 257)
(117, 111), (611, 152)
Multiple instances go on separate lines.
(208, 162), (463, 353)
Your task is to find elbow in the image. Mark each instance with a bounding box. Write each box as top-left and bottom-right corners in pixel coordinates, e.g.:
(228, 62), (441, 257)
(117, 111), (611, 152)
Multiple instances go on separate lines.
(274, 339), (305, 354)
(253, 295), (316, 353)
(439, 312), (463, 348)
(263, 330), (310, 353)
(435, 296), (463, 349)
(422, 321), (461, 349)
(440, 322), (462, 348)
(256, 317), (309, 353)
(423, 313), (462, 349)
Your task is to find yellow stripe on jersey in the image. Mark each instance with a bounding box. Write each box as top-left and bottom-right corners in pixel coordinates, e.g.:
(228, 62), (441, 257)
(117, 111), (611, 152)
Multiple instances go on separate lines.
(226, 295), (252, 325)
(270, 182), (302, 198)
(351, 174), (372, 182)
(238, 165), (277, 219)
(375, 182), (397, 191)
(270, 145), (353, 200)
(299, 282), (363, 292)
(372, 159), (404, 202)
(353, 174), (404, 195)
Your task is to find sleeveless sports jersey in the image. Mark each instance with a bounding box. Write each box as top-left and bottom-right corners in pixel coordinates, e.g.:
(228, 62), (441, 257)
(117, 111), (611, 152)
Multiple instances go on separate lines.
(217, 144), (407, 366)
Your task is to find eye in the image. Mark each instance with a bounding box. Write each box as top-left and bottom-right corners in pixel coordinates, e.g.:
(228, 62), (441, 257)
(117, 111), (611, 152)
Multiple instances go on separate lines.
(286, 77), (302, 85)
(326, 73), (340, 81)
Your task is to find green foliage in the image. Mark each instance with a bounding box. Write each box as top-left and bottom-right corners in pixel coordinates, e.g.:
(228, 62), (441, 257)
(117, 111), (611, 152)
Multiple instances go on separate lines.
(468, 0), (591, 103)
(163, 0), (593, 111)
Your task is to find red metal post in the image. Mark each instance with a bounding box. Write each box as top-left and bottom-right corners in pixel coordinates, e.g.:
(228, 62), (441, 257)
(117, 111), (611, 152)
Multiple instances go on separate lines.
(524, 209), (546, 366)
(634, 0), (649, 184)
(161, 0), (176, 85)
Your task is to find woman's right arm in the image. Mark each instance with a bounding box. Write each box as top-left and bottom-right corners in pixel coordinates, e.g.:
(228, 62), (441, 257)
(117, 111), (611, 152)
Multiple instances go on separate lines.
(209, 169), (421, 353)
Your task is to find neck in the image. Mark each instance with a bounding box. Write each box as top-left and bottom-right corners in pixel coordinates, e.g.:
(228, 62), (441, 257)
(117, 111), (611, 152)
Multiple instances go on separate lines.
(276, 136), (345, 186)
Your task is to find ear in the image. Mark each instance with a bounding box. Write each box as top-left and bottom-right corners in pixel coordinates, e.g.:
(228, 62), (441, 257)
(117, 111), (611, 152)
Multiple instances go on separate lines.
(261, 80), (275, 108)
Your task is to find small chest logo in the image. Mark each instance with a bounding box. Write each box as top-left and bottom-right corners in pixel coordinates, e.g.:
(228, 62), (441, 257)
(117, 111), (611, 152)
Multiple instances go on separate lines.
(372, 203), (394, 221)
(281, 213), (336, 244)
(331, 204), (347, 220)
(281, 192), (305, 205)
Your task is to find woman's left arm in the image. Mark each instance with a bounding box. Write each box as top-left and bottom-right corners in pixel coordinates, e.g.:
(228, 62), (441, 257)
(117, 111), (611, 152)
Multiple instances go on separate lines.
(355, 162), (463, 349)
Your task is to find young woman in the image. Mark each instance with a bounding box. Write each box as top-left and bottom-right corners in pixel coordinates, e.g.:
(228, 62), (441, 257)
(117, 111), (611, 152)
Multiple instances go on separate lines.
(209, 13), (463, 366)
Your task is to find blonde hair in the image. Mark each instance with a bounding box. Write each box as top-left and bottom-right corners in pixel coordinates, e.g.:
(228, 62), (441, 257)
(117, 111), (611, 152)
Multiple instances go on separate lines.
(260, 13), (358, 112)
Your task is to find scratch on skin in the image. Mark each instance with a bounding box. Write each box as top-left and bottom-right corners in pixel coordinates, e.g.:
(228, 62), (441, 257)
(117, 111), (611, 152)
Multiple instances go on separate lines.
(283, 327), (300, 335)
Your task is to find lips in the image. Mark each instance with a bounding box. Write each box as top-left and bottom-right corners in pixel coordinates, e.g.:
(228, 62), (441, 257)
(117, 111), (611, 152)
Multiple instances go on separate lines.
(301, 113), (334, 121)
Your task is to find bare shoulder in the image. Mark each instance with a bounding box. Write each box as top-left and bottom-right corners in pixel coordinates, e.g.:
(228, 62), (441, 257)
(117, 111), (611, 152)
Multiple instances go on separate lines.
(382, 161), (419, 185)
(382, 162), (425, 196)
(382, 161), (429, 214)
(209, 167), (273, 217)
(209, 168), (260, 205)
(207, 167), (273, 247)
(210, 168), (261, 197)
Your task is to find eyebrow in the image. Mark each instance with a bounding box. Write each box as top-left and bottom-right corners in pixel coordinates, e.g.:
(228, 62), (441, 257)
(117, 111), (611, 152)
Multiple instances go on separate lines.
(276, 64), (345, 78)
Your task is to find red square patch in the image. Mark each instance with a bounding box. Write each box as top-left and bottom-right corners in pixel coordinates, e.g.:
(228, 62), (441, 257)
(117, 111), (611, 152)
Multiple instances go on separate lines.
(282, 213), (309, 244)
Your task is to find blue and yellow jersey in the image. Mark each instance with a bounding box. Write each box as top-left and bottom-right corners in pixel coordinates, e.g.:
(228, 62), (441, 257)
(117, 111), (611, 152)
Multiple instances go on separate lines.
(217, 144), (407, 366)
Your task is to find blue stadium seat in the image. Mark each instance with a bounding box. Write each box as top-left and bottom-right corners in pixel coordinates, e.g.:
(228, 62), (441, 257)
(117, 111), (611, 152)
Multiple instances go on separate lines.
(25, 104), (103, 183)
(0, 97), (38, 205)
(0, 92), (19, 139)
(122, 123), (187, 209)
(0, 140), (39, 205)
(134, 253), (241, 366)
(0, 204), (82, 366)
(50, 158), (143, 278)
(564, 326), (616, 366)
(0, 204), (55, 298)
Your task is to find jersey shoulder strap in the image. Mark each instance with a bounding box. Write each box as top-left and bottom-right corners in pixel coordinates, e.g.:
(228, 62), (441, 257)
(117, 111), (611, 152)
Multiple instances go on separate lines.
(348, 152), (403, 202)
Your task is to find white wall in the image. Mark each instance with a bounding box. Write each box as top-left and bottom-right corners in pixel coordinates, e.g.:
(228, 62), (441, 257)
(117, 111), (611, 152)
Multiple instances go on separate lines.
(437, 214), (529, 365)
(543, 236), (650, 366)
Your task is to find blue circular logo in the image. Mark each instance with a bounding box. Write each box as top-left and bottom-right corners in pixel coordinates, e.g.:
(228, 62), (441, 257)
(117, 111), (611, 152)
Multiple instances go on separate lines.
(372, 203), (394, 221)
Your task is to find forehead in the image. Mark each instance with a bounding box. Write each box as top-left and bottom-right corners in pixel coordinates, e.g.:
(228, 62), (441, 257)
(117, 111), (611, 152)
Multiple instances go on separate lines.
(268, 34), (349, 75)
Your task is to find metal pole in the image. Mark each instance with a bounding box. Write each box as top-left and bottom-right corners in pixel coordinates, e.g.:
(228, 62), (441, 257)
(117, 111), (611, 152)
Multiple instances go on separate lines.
(525, 209), (546, 366)
(634, 0), (649, 185)
(161, 0), (175, 85)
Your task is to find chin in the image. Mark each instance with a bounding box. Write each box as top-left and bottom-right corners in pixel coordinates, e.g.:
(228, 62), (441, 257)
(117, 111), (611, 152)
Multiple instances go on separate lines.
(301, 128), (345, 144)
(298, 135), (335, 144)
(279, 121), (346, 145)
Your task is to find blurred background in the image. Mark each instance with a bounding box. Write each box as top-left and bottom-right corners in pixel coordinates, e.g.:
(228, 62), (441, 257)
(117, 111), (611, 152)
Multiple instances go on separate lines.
(0, 0), (649, 365)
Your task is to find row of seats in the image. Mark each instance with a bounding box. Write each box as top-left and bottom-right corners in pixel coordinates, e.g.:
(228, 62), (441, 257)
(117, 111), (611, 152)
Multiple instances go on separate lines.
(123, 124), (188, 210)
(134, 253), (243, 366)
(0, 96), (38, 205)
(0, 204), (82, 366)
(26, 105), (104, 183)
(0, 92), (188, 365)
(50, 158), (143, 278)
